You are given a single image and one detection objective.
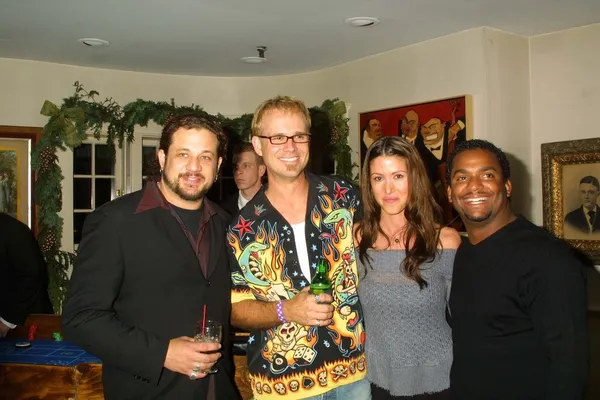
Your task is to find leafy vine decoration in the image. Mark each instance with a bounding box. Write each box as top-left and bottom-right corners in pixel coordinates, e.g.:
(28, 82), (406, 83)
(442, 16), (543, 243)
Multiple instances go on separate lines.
(34, 82), (355, 311)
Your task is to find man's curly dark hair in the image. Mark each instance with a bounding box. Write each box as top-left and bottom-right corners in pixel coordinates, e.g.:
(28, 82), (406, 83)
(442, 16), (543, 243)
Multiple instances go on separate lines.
(446, 139), (511, 184)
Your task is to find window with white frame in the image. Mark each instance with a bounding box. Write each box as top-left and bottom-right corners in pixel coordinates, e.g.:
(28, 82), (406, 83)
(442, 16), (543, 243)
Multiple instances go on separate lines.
(72, 142), (121, 244)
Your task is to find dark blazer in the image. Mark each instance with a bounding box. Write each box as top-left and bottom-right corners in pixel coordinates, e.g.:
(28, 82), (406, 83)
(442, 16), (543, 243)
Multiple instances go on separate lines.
(221, 193), (239, 217)
(565, 206), (600, 233)
(0, 213), (53, 326)
(62, 183), (239, 400)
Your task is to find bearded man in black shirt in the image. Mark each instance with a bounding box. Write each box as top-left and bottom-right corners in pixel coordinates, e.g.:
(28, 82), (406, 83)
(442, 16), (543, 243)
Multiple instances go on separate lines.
(445, 139), (589, 400)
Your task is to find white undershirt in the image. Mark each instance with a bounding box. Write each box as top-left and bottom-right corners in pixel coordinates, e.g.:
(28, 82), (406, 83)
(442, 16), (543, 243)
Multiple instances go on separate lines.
(237, 191), (251, 210)
(291, 222), (311, 282)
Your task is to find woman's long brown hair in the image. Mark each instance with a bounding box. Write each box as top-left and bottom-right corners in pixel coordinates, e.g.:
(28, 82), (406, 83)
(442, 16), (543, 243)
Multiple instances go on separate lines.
(357, 136), (442, 289)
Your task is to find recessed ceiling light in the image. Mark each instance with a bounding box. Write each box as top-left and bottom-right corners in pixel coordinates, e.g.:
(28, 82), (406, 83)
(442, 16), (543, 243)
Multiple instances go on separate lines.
(344, 17), (380, 27)
(241, 56), (267, 64)
(241, 46), (268, 64)
(78, 38), (110, 47)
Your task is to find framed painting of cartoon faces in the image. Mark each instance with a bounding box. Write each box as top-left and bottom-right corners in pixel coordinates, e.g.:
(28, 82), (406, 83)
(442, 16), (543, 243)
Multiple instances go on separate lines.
(542, 138), (600, 263)
(0, 126), (42, 233)
(358, 95), (473, 230)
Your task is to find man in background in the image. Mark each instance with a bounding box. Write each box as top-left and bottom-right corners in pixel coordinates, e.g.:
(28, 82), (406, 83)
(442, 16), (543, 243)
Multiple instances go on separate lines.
(0, 212), (54, 338)
(222, 142), (266, 216)
(565, 175), (600, 234)
(446, 139), (588, 399)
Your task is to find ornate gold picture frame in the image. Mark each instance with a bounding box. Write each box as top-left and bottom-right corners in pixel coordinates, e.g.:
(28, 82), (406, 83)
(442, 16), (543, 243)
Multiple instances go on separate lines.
(541, 138), (600, 263)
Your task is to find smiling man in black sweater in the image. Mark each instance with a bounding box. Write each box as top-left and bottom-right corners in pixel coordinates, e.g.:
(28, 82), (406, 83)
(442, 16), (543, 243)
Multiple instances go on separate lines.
(446, 140), (589, 400)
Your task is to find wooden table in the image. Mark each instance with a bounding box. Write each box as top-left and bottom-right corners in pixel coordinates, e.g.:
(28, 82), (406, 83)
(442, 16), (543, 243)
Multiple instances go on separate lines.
(1, 315), (252, 399)
(0, 339), (104, 399)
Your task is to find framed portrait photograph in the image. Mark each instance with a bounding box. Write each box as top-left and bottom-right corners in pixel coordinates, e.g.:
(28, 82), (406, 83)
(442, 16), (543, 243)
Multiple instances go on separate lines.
(358, 95), (473, 230)
(541, 138), (600, 263)
(0, 126), (42, 233)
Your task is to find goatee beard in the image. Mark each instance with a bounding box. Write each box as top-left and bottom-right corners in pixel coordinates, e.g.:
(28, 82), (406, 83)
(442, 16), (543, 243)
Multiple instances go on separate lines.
(162, 173), (207, 202)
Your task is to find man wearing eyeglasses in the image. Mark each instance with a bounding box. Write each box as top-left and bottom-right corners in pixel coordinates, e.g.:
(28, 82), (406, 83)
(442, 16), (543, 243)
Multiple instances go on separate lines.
(227, 96), (369, 399)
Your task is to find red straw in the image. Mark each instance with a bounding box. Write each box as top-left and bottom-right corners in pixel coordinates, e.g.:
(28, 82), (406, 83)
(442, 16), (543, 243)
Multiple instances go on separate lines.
(202, 305), (207, 333)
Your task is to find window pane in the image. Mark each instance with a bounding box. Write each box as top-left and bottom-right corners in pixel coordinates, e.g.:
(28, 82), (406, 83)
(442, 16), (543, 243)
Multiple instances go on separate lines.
(95, 178), (114, 207)
(74, 212), (90, 244)
(142, 146), (157, 177)
(74, 178), (92, 210)
(95, 144), (114, 175)
(73, 144), (92, 175)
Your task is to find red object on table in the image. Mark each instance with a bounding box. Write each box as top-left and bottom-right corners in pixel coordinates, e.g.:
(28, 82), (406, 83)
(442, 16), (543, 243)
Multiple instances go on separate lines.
(27, 325), (38, 340)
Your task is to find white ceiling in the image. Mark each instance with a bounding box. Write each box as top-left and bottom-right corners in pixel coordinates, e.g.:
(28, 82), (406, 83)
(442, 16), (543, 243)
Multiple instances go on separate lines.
(1, 0), (599, 77)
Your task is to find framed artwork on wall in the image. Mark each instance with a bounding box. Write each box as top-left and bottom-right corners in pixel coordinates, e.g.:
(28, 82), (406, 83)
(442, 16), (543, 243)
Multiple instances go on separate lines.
(542, 137), (600, 263)
(0, 126), (42, 234)
(358, 95), (473, 230)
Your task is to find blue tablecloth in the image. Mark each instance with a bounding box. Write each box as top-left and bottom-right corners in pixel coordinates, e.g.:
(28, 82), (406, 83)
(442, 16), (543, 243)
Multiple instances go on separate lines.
(0, 339), (101, 366)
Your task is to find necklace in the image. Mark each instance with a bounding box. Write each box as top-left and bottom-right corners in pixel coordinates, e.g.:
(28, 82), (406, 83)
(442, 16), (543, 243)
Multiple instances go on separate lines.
(382, 230), (403, 245)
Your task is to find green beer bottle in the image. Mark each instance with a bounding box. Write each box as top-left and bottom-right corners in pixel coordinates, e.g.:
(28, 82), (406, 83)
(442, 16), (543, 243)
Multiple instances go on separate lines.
(310, 259), (332, 295)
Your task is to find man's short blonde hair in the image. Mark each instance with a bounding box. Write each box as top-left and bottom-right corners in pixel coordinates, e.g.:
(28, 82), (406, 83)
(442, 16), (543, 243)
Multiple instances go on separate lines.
(251, 96), (311, 137)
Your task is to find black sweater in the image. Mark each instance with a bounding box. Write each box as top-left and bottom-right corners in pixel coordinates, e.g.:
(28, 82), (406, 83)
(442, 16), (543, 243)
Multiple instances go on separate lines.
(449, 216), (589, 400)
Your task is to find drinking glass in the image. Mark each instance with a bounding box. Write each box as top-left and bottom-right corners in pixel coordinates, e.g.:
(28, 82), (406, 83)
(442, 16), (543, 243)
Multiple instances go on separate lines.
(194, 319), (223, 373)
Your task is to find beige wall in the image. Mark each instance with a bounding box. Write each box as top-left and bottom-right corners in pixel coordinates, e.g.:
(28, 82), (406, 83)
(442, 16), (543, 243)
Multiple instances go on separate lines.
(530, 23), (600, 224)
(318, 28), (489, 172)
(1, 23), (599, 251)
(481, 28), (532, 219)
(0, 58), (328, 251)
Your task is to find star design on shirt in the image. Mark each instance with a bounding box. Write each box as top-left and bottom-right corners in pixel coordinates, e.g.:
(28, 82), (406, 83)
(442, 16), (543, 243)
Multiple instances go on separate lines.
(311, 262), (317, 269)
(311, 244), (317, 251)
(310, 232), (315, 237)
(232, 216), (254, 239)
(286, 238), (291, 242)
(245, 236), (250, 241)
(293, 271), (298, 277)
(289, 250), (294, 254)
(300, 281), (307, 287)
(334, 182), (349, 202)
(248, 336), (255, 344)
(262, 364), (267, 369)
(282, 225), (289, 230)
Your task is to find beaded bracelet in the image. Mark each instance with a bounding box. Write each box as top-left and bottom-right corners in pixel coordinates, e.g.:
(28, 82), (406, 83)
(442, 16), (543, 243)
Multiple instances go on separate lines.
(276, 300), (288, 324)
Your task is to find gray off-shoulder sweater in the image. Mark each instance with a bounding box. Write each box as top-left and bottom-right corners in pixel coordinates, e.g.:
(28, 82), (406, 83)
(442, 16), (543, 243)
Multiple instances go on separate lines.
(357, 249), (455, 397)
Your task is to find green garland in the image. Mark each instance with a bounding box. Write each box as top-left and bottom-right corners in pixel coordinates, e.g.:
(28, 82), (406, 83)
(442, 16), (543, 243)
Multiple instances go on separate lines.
(34, 82), (355, 312)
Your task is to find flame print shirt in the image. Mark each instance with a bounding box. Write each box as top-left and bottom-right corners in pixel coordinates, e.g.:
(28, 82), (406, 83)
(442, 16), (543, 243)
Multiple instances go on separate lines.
(228, 173), (366, 399)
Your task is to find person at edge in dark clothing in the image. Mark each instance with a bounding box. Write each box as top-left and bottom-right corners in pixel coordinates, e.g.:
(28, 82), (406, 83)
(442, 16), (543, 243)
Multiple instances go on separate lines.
(446, 139), (589, 400)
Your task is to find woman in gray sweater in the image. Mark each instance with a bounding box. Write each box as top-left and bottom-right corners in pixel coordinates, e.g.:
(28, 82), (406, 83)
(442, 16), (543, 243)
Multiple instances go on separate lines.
(354, 136), (461, 399)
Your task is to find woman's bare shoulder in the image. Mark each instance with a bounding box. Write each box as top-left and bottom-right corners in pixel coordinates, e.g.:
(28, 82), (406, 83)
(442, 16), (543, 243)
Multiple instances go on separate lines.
(438, 226), (462, 250)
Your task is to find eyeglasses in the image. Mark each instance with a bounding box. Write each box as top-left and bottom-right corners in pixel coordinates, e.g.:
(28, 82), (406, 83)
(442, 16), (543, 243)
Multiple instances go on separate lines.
(255, 134), (311, 145)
